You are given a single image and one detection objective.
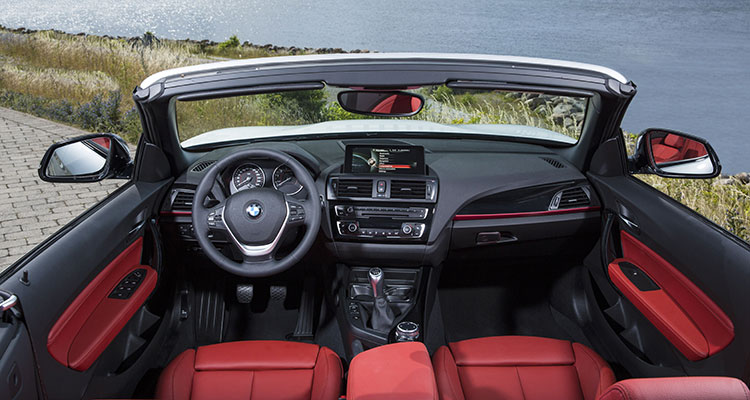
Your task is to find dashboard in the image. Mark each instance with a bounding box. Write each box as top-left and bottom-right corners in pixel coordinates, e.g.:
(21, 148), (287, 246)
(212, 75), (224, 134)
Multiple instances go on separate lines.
(161, 138), (602, 266)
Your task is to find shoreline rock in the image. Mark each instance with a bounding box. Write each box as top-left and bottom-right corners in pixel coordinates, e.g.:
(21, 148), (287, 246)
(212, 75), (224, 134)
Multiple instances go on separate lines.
(0, 24), (371, 55)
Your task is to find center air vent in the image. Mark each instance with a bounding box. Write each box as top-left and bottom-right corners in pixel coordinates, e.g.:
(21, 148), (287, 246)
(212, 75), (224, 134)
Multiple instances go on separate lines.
(335, 179), (373, 198)
(172, 191), (195, 211)
(391, 180), (427, 200)
(549, 187), (590, 210)
(191, 160), (216, 172)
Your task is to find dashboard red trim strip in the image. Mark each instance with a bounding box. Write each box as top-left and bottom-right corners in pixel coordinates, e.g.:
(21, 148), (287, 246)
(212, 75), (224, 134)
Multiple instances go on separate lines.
(453, 206), (600, 221)
(160, 211), (192, 216)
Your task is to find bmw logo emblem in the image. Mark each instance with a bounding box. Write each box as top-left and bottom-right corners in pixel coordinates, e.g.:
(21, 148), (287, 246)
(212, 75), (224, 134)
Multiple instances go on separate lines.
(246, 203), (262, 218)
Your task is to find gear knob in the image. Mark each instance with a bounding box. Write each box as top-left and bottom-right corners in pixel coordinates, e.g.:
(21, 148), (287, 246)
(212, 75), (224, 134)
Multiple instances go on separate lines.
(368, 267), (384, 298)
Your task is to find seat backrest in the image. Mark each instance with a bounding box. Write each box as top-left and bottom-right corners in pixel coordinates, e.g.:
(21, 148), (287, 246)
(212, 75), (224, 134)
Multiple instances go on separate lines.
(596, 377), (750, 400)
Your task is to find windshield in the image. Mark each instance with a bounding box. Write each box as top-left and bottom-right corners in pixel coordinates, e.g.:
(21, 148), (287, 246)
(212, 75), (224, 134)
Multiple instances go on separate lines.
(175, 85), (589, 148)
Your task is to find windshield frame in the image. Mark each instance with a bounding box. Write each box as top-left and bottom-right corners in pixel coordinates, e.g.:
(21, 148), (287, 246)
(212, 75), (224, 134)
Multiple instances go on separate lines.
(172, 84), (596, 151)
(133, 54), (635, 176)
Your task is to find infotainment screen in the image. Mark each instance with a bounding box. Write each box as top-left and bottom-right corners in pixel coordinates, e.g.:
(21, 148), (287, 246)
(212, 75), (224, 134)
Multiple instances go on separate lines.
(345, 145), (425, 174)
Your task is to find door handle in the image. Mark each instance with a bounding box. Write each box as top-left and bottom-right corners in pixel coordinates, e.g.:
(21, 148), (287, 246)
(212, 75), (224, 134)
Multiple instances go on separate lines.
(0, 290), (18, 312)
(128, 220), (146, 238)
(619, 215), (639, 231)
(617, 202), (640, 233)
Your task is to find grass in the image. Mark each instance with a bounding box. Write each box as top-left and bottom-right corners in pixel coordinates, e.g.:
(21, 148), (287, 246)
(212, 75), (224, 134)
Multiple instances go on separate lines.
(636, 174), (750, 241)
(0, 26), (747, 243)
(0, 27), (340, 142)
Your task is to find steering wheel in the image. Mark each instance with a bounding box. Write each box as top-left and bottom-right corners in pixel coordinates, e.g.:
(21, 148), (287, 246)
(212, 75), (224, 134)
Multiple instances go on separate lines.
(192, 148), (321, 277)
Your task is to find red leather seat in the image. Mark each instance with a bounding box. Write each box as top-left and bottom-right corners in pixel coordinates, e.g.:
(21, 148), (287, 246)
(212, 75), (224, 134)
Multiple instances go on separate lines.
(598, 377), (750, 400)
(156, 340), (342, 400)
(432, 336), (615, 400)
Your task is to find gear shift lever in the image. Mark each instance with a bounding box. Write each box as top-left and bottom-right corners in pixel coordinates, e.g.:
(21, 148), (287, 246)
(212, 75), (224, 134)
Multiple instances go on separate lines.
(368, 267), (394, 332)
(369, 267), (384, 298)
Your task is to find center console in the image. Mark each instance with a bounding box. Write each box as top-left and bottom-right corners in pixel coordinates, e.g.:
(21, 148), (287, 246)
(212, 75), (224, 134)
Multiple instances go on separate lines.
(327, 144), (438, 244)
(328, 144), (438, 354)
(347, 342), (438, 400)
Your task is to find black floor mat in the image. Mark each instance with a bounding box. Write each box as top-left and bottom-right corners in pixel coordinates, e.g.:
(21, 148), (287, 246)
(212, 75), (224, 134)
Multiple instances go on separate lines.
(224, 284), (301, 341)
(438, 261), (576, 343)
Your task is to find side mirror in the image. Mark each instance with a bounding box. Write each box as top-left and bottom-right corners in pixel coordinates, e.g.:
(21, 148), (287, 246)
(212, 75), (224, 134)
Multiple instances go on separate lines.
(631, 129), (721, 179)
(38, 133), (133, 182)
(337, 90), (424, 117)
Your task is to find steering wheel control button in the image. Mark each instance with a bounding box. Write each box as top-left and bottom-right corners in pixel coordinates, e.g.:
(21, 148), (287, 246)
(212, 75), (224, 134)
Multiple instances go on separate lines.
(109, 268), (147, 299)
(396, 321), (420, 342)
(288, 202), (306, 222)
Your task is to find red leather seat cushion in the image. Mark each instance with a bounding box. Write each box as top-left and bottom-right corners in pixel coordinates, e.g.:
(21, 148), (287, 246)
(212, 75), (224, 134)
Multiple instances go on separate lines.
(597, 377), (750, 400)
(433, 336), (615, 400)
(156, 341), (342, 400)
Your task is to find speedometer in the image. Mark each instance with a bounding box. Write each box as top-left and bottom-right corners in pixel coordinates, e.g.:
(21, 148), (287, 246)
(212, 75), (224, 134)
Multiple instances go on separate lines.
(273, 165), (303, 195)
(230, 163), (265, 193)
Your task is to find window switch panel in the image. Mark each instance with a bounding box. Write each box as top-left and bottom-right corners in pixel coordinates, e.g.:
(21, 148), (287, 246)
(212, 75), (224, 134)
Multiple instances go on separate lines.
(108, 268), (147, 299)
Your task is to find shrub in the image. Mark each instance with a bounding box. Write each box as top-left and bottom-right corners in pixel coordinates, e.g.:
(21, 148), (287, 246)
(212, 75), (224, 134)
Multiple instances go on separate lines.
(74, 91), (121, 132)
(218, 35), (240, 50)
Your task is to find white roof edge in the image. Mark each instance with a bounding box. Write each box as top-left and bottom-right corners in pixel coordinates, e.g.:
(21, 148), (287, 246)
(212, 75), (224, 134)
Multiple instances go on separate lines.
(139, 52), (629, 89)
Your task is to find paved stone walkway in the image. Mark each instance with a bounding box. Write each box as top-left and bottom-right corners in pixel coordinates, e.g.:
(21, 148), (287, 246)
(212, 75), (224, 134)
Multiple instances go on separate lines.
(0, 107), (126, 271)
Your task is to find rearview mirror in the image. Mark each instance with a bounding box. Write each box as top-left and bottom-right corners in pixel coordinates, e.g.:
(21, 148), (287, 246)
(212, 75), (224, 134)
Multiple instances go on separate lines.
(337, 90), (424, 117)
(632, 129), (721, 178)
(38, 133), (133, 182)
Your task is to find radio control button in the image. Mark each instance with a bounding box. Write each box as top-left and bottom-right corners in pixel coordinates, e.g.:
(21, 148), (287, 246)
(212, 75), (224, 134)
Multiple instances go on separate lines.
(402, 224), (413, 235)
(347, 222), (359, 233)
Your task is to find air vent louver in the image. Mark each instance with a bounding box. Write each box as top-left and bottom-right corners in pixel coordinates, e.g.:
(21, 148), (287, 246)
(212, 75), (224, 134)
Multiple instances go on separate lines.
(550, 187), (590, 210)
(191, 160), (216, 172)
(335, 179), (373, 198)
(541, 157), (566, 169)
(172, 191), (195, 211)
(391, 180), (427, 200)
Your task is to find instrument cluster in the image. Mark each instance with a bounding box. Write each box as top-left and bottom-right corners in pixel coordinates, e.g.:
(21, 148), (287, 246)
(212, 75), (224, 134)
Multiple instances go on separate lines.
(226, 161), (304, 196)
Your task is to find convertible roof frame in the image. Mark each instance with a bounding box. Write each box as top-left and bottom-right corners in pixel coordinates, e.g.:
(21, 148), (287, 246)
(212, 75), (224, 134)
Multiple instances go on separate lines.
(139, 53), (630, 89)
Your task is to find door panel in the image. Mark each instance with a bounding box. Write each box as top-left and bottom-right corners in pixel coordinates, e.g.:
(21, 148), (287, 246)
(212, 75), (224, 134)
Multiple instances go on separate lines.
(47, 236), (158, 371)
(0, 302), (38, 400)
(0, 180), (171, 399)
(611, 230), (733, 361)
(587, 173), (750, 380)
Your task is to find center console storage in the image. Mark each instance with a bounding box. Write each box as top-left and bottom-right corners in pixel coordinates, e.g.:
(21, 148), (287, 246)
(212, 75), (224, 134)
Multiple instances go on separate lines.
(347, 342), (438, 400)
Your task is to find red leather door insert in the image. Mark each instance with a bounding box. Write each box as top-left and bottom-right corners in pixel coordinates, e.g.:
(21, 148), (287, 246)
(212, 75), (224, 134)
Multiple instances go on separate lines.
(607, 231), (733, 361)
(47, 237), (157, 371)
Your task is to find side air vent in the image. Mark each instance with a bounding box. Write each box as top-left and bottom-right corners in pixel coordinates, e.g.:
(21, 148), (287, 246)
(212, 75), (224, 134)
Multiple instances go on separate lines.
(391, 180), (427, 200)
(549, 187), (590, 210)
(541, 157), (566, 169)
(335, 179), (373, 198)
(172, 191), (195, 211)
(191, 160), (216, 172)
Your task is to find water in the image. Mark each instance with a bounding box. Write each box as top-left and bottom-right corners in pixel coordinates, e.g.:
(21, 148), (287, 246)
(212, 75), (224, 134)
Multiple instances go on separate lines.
(2, 0), (749, 172)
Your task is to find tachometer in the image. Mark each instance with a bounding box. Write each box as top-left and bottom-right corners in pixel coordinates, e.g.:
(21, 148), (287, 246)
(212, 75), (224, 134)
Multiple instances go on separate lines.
(231, 163), (265, 193)
(272, 165), (303, 195)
